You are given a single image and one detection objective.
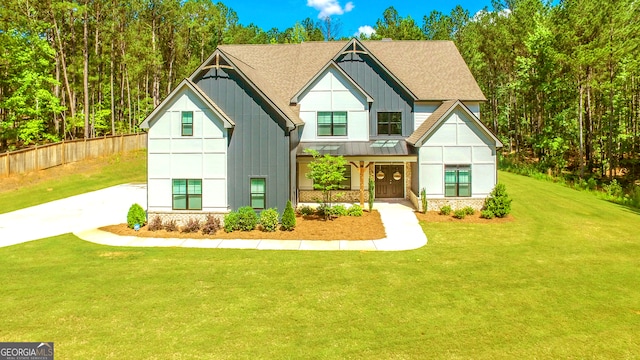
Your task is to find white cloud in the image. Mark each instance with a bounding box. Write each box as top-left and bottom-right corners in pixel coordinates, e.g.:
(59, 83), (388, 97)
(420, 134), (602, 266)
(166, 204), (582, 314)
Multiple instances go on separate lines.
(344, 2), (354, 12)
(307, 0), (355, 19)
(354, 25), (375, 37)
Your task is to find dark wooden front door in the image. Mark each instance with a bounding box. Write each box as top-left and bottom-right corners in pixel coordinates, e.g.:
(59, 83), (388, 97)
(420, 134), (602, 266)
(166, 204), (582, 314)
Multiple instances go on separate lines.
(375, 165), (404, 198)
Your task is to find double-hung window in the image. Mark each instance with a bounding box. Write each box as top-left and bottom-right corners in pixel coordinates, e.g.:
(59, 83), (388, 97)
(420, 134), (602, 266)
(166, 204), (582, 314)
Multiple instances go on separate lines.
(181, 111), (193, 136)
(377, 112), (402, 135)
(444, 166), (471, 197)
(173, 179), (202, 210)
(250, 178), (266, 209)
(317, 111), (347, 136)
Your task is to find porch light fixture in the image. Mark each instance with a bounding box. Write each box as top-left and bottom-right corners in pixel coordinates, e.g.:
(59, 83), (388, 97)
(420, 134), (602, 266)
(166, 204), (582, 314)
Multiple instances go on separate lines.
(393, 171), (402, 180)
(376, 171), (385, 180)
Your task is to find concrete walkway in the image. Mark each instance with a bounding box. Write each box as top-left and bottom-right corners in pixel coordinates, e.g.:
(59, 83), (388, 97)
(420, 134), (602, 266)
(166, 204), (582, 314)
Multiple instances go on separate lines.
(0, 184), (427, 251)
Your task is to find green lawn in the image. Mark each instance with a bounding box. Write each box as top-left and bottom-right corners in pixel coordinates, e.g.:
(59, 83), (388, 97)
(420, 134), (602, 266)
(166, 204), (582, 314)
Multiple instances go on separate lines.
(0, 150), (146, 214)
(1, 171), (639, 358)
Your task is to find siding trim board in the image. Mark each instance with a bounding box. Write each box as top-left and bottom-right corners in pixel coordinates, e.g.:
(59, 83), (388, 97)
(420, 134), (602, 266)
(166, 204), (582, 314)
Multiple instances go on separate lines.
(290, 60), (373, 105)
(140, 79), (234, 130)
(408, 100), (502, 148)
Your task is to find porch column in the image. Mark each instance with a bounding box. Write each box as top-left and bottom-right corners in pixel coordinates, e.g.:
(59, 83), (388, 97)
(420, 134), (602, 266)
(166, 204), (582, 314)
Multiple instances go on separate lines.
(350, 161), (372, 208)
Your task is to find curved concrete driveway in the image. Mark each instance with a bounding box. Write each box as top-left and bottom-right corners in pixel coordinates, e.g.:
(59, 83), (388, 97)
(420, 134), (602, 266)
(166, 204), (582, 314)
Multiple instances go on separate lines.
(0, 184), (427, 251)
(0, 184), (147, 247)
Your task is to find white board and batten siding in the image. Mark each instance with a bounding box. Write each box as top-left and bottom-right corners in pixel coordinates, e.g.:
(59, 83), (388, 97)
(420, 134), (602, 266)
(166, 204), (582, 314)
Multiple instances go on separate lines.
(298, 67), (369, 141)
(414, 101), (481, 130)
(418, 107), (496, 198)
(147, 88), (228, 213)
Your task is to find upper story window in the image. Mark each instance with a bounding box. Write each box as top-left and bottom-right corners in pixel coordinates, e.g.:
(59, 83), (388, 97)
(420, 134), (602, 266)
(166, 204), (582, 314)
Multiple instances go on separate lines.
(181, 111), (193, 136)
(445, 166), (471, 197)
(377, 112), (402, 135)
(318, 112), (347, 136)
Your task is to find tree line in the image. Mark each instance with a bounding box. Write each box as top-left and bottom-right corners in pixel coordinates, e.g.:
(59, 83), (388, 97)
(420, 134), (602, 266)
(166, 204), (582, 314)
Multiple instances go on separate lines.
(1, 0), (638, 183)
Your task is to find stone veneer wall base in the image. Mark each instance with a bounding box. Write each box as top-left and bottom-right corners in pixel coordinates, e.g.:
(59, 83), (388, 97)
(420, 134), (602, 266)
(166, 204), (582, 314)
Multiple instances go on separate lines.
(299, 190), (363, 203)
(425, 198), (485, 212)
(147, 211), (228, 227)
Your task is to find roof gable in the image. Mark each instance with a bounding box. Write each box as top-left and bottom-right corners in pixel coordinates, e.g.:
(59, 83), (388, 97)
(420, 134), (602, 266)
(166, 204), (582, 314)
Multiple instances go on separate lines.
(140, 79), (234, 130)
(407, 100), (502, 148)
(191, 49), (301, 129)
(290, 60), (373, 105)
(335, 39), (418, 101)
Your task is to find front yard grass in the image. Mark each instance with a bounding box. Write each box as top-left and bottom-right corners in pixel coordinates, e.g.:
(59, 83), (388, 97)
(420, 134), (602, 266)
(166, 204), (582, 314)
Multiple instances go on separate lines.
(0, 171), (638, 358)
(0, 150), (146, 214)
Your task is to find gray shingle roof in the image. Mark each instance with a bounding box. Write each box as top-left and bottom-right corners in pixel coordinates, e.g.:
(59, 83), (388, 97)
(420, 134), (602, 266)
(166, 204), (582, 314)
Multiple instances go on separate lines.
(193, 39), (485, 127)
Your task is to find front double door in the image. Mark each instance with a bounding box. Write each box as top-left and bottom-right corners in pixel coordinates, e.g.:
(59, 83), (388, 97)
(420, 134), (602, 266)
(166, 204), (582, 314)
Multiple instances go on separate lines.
(375, 164), (404, 198)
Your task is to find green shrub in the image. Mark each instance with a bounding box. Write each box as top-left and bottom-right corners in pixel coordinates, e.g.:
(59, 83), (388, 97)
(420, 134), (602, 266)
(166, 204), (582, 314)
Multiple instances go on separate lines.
(223, 211), (240, 233)
(603, 179), (623, 198)
(164, 219), (178, 232)
(453, 209), (466, 219)
(127, 203), (146, 229)
(484, 183), (512, 218)
(260, 208), (279, 232)
(630, 185), (640, 209)
(281, 200), (296, 231)
(368, 176), (375, 212)
(316, 204), (335, 219)
(237, 206), (258, 231)
(201, 214), (221, 235)
(480, 209), (495, 219)
(148, 215), (163, 231)
(420, 188), (428, 213)
(181, 218), (201, 233)
(332, 204), (348, 217)
(298, 205), (314, 216)
(347, 204), (363, 216)
(586, 177), (598, 191)
(462, 206), (475, 215)
(439, 205), (452, 215)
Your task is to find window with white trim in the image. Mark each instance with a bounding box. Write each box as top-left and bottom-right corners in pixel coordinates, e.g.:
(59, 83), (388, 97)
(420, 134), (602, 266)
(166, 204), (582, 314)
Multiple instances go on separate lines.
(181, 111), (193, 136)
(250, 178), (266, 209)
(444, 166), (471, 197)
(173, 179), (202, 210)
(317, 111), (347, 136)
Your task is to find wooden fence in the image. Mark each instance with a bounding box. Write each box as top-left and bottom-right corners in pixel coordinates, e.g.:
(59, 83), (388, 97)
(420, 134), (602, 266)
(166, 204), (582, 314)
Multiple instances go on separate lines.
(0, 133), (147, 177)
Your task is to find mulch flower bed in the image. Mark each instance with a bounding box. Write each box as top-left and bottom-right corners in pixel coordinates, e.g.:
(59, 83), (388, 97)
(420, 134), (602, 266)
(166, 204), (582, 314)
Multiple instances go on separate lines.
(101, 211), (386, 241)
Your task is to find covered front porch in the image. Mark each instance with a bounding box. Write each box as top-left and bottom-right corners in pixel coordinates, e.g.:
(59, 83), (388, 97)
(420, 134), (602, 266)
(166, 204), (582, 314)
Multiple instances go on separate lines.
(296, 140), (418, 208)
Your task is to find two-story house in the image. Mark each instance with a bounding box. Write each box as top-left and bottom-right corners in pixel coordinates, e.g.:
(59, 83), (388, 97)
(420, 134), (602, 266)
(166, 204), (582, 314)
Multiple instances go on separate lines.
(140, 39), (502, 223)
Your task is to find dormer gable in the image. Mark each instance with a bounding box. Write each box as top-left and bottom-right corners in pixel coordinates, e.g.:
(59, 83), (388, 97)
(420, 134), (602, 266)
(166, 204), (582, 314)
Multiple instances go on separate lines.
(291, 60), (373, 105)
(140, 78), (234, 130)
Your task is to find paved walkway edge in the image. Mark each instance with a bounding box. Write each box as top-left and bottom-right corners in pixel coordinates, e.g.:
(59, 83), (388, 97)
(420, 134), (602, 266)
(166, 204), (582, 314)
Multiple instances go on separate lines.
(74, 202), (427, 251)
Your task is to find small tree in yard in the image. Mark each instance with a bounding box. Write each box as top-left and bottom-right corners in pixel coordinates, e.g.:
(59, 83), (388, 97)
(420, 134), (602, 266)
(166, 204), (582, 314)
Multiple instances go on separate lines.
(483, 183), (512, 218)
(304, 148), (347, 220)
(281, 200), (296, 230)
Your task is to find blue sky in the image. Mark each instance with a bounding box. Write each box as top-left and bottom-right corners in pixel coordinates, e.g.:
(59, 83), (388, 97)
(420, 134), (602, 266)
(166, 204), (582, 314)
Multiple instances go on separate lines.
(222, 0), (496, 37)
